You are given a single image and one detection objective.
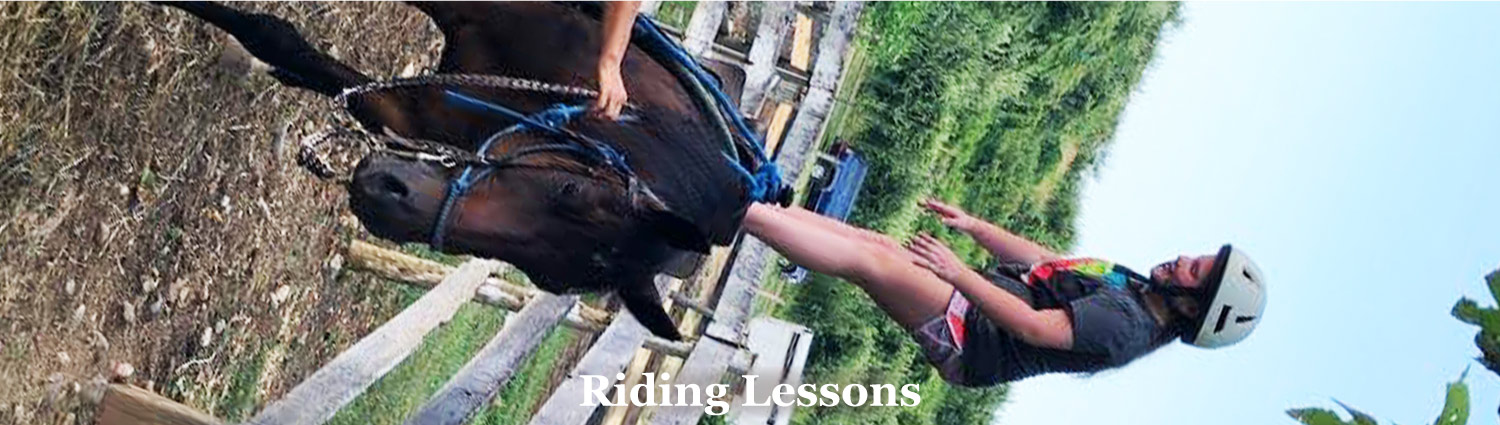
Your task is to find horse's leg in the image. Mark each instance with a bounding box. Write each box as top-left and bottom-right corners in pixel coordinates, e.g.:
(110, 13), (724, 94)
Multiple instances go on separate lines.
(161, 2), (371, 96)
(164, 2), (441, 138)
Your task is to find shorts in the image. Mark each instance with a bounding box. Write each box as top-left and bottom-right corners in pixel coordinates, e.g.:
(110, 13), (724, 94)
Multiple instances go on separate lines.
(911, 289), (971, 384)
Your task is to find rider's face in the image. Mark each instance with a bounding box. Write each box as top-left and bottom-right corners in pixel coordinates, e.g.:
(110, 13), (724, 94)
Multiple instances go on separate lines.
(1150, 254), (1217, 288)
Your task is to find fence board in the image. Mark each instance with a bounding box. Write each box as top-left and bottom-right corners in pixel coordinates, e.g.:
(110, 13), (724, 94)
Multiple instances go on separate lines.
(248, 260), (499, 425)
(96, 384), (223, 425)
(405, 293), (577, 425)
(528, 276), (676, 425)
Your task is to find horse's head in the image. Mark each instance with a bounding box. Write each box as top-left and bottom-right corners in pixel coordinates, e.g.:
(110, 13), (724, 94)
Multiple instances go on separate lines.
(345, 131), (717, 341)
(346, 144), (711, 268)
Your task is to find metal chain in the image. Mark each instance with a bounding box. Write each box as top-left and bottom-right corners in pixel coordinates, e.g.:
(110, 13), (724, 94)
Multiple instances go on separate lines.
(299, 74), (610, 180)
(333, 73), (606, 111)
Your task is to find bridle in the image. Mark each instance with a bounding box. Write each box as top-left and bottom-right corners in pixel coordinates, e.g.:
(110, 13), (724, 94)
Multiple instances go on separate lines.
(297, 75), (663, 250)
(424, 90), (649, 250)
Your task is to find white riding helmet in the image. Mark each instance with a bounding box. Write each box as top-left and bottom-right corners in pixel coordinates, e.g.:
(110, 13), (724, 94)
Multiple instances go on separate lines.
(1182, 245), (1267, 349)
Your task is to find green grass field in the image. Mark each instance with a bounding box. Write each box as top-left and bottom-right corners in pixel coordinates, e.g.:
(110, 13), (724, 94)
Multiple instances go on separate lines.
(766, 3), (1181, 424)
(322, 285), (582, 425)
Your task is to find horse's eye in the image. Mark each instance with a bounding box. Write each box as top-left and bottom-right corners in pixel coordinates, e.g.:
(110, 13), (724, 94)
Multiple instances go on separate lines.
(560, 182), (580, 196)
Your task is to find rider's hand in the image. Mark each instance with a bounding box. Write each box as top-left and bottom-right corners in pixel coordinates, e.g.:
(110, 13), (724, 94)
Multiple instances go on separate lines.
(922, 198), (977, 232)
(593, 63), (627, 120)
(907, 232), (968, 282)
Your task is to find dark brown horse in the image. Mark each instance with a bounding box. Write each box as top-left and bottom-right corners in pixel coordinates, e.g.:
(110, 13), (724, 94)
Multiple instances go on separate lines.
(162, 1), (765, 340)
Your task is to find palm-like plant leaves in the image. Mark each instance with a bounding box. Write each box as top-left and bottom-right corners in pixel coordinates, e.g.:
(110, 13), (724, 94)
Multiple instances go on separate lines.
(1453, 271), (1500, 377)
(1431, 367), (1469, 425)
(1288, 368), (1470, 425)
(1291, 269), (1493, 425)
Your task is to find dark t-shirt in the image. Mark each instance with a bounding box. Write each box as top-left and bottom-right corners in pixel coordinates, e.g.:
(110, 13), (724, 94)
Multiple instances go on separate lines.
(958, 263), (1166, 386)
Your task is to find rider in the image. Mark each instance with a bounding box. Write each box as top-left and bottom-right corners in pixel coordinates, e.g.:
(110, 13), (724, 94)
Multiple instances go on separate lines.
(592, 1), (641, 121)
(741, 199), (1267, 386)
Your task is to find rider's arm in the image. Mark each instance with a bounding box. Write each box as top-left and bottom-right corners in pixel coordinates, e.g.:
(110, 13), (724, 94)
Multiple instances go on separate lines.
(598, 1), (639, 71)
(948, 268), (1074, 350)
(593, 1), (641, 119)
(924, 199), (1061, 265)
(958, 219), (1063, 266)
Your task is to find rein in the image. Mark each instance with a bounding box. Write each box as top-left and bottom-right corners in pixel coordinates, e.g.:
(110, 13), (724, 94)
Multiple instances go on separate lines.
(426, 95), (647, 250)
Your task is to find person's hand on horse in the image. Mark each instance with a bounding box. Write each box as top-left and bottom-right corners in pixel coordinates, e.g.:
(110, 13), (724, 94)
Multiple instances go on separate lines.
(907, 232), (968, 282)
(922, 198), (978, 232)
(593, 63), (628, 120)
(593, 0), (638, 121)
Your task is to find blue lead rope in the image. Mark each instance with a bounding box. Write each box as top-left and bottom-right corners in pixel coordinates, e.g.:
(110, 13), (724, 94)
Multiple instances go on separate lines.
(630, 16), (786, 204)
(431, 94), (618, 249)
(444, 90), (635, 176)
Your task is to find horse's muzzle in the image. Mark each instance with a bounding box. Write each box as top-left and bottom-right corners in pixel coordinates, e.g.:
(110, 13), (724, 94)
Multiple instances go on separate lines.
(347, 154), (448, 243)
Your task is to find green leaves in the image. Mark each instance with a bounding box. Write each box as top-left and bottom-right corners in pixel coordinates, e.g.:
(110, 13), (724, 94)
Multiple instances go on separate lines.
(1289, 269), (1496, 425)
(1335, 400), (1380, 425)
(1286, 407), (1364, 425)
(1432, 368), (1469, 425)
(1287, 370), (1470, 425)
(1284, 401), (1378, 425)
(1449, 298), (1500, 333)
(1452, 271), (1500, 328)
(1485, 270), (1500, 306)
(1453, 269), (1500, 377)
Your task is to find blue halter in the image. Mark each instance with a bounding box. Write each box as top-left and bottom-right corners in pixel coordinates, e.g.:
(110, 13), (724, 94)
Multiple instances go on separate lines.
(429, 91), (635, 249)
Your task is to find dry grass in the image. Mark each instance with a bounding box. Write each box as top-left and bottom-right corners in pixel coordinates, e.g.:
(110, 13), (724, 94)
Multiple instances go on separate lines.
(0, 2), (446, 422)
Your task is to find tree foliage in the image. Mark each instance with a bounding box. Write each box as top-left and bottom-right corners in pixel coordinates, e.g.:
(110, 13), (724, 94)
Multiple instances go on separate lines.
(1289, 269), (1500, 425)
(1286, 369), (1470, 425)
(1452, 270), (1500, 376)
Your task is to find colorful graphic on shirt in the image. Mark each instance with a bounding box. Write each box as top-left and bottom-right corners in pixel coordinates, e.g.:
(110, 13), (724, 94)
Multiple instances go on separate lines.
(1026, 258), (1131, 290)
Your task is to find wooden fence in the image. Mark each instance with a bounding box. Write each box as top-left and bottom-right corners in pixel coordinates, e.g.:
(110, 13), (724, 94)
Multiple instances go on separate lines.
(97, 240), (789, 425)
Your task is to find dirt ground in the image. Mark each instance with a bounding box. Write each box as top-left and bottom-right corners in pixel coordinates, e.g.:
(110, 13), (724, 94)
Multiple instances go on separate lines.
(0, 3), (457, 423)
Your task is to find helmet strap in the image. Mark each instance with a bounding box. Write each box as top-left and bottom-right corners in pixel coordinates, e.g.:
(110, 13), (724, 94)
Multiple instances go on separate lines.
(1121, 266), (1201, 337)
(1146, 284), (1204, 334)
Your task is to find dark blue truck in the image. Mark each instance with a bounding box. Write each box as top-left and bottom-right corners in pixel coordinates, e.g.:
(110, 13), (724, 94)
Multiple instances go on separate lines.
(780, 141), (870, 284)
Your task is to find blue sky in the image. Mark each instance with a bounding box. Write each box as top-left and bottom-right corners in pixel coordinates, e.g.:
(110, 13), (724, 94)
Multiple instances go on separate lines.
(999, 3), (1500, 425)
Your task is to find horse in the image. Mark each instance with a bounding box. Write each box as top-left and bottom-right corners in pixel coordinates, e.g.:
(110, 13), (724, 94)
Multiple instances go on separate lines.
(160, 1), (776, 341)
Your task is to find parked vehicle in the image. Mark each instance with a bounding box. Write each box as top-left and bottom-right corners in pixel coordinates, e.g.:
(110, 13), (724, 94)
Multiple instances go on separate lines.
(780, 140), (869, 284)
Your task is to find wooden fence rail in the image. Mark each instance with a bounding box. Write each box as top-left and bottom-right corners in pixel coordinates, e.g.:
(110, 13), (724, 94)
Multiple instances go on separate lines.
(249, 260), (501, 425)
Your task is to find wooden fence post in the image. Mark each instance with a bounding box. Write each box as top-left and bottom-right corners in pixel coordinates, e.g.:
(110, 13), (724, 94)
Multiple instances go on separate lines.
(96, 384), (223, 425)
(683, 1), (727, 58)
(773, 1), (864, 186)
(739, 1), (794, 116)
(639, 0), (663, 18)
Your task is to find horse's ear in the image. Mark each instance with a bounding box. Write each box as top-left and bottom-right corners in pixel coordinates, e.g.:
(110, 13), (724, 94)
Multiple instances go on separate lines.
(630, 179), (711, 254)
(643, 209), (712, 254)
(618, 283), (684, 341)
